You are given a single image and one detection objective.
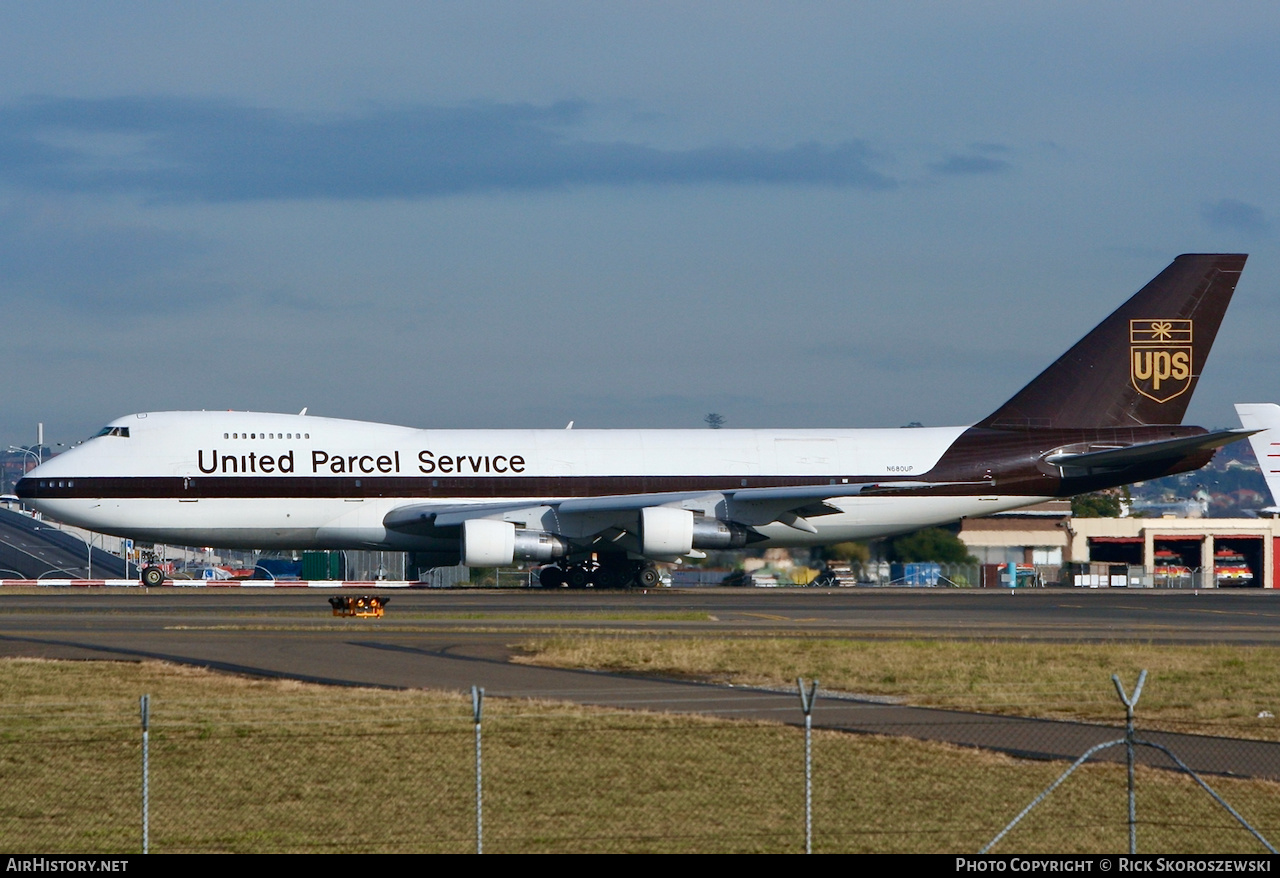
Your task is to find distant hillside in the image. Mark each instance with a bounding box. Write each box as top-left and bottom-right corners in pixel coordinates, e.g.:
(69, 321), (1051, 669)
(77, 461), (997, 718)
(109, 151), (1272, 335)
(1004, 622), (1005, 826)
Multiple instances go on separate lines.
(1128, 434), (1270, 518)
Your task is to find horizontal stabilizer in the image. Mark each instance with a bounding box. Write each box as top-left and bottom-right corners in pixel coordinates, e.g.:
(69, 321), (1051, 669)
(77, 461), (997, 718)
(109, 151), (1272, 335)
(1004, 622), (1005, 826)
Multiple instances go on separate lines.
(1046, 428), (1254, 471)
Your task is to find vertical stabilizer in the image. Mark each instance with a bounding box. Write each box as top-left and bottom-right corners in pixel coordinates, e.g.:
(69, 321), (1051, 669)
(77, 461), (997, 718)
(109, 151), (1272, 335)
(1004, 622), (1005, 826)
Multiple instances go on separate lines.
(978, 254), (1246, 429)
(1235, 403), (1280, 512)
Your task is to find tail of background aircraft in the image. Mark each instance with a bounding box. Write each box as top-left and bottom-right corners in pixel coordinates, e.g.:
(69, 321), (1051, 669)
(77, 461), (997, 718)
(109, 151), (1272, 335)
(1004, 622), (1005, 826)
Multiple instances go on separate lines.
(1236, 404), (1280, 513)
(978, 254), (1247, 430)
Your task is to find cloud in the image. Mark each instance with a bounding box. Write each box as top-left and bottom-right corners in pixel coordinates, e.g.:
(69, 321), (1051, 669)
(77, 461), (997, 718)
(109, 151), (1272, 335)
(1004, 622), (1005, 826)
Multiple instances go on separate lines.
(0, 97), (895, 202)
(0, 198), (223, 312)
(1199, 198), (1271, 236)
(930, 153), (1011, 175)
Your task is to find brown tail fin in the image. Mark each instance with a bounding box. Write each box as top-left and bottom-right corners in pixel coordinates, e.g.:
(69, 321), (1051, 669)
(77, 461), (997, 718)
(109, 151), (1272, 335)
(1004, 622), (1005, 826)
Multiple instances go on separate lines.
(977, 253), (1247, 429)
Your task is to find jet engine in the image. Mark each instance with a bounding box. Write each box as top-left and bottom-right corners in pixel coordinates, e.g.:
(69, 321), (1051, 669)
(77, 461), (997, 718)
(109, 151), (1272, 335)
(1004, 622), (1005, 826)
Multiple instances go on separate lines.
(461, 519), (570, 567)
(638, 508), (756, 556)
(639, 507), (694, 556)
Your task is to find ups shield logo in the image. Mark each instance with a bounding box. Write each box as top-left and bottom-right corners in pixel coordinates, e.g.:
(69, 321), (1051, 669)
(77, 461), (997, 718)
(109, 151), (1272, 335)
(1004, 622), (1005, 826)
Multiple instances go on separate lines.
(1130, 319), (1193, 403)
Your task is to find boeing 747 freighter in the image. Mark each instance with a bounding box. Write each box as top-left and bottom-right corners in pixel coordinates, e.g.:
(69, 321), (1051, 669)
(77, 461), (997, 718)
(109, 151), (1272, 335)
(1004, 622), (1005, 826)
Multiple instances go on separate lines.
(18, 254), (1251, 587)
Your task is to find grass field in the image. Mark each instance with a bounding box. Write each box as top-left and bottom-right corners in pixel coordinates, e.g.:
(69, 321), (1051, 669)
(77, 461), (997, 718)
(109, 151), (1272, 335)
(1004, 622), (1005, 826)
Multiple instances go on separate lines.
(513, 636), (1280, 740)
(1, 657), (1277, 854)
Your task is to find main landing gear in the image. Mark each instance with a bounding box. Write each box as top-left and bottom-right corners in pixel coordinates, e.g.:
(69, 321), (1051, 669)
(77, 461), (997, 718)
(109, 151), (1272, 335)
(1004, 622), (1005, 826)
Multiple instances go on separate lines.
(538, 559), (662, 589)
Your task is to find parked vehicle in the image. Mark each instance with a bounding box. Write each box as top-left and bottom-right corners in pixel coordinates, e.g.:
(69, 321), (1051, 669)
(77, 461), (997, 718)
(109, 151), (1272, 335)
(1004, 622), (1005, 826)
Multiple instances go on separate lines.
(1214, 549), (1253, 586)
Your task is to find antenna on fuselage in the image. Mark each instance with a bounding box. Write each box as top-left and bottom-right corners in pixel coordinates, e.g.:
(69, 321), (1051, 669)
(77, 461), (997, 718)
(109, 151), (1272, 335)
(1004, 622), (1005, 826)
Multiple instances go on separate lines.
(299, 408), (308, 416)
(565, 421), (574, 430)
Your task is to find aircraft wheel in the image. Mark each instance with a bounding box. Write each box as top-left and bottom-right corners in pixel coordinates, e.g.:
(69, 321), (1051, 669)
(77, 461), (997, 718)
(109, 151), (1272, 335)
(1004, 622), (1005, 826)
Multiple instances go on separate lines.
(565, 565), (591, 589)
(593, 566), (622, 590)
(140, 566), (166, 587)
(635, 565), (661, 588)
(539, 566), (564, 588)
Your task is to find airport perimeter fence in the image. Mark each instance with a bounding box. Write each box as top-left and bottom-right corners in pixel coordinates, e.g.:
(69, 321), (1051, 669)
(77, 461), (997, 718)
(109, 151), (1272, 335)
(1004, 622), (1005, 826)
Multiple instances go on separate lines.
(839, 561), (1042, 588)
(3, 674), (1279, 854)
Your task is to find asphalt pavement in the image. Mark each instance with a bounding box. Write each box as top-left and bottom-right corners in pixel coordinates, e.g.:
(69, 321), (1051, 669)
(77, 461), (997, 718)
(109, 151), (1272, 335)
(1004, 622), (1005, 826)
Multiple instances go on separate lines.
(2, 587), (1278, 779)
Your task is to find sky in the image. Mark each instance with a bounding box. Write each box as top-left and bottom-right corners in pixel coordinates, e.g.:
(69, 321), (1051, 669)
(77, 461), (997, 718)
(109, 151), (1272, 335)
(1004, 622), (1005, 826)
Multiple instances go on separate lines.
(1, 2), (1277, 450)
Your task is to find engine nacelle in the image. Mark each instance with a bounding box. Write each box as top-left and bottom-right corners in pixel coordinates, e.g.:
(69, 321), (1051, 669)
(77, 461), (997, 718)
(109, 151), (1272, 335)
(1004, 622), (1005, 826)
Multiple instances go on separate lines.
(462, 519), (570, 567)
(462, 519), (515, 567)
(639, 507), (694, 557)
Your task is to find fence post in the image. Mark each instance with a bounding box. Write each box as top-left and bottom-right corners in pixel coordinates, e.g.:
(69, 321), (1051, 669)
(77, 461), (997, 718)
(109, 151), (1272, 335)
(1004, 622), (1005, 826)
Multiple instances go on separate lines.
(1111, 670), (1147, 856)
(472, 685), (484, 854)
(797, 678), (818, 854)
(139, 694), (150, 855)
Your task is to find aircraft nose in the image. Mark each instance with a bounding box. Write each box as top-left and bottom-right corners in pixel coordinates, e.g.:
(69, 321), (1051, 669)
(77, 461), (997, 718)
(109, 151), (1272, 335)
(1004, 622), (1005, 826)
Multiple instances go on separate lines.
(15, 459), (57, 500)
(14, 473), (40, 500)
(14, 475), (36, 500)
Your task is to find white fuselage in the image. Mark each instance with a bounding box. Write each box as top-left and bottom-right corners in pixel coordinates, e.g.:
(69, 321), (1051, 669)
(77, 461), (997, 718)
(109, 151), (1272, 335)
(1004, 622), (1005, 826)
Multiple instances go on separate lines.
(23, 411), (1048, 550)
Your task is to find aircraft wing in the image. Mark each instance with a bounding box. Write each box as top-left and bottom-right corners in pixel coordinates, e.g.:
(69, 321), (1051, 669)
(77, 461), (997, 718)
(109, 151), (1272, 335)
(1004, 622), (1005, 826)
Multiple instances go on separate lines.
(382, 479), (993, 537)
(1045, 428), (1255, 473)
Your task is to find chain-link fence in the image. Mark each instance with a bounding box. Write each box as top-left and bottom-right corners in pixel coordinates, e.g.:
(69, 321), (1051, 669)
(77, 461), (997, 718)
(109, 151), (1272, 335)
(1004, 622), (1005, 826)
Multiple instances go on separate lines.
(3, 669), (1278, 854)
(834, 560), (1003, 587)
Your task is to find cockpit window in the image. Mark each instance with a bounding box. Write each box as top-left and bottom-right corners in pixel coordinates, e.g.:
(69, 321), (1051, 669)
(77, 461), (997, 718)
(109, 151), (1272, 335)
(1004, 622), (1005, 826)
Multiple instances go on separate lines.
(93, 426), (131, 438)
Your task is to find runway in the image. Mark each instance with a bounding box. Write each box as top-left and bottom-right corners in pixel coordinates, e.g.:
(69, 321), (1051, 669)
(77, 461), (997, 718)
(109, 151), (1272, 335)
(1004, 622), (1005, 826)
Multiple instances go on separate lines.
(3, 586), (1279, 779)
